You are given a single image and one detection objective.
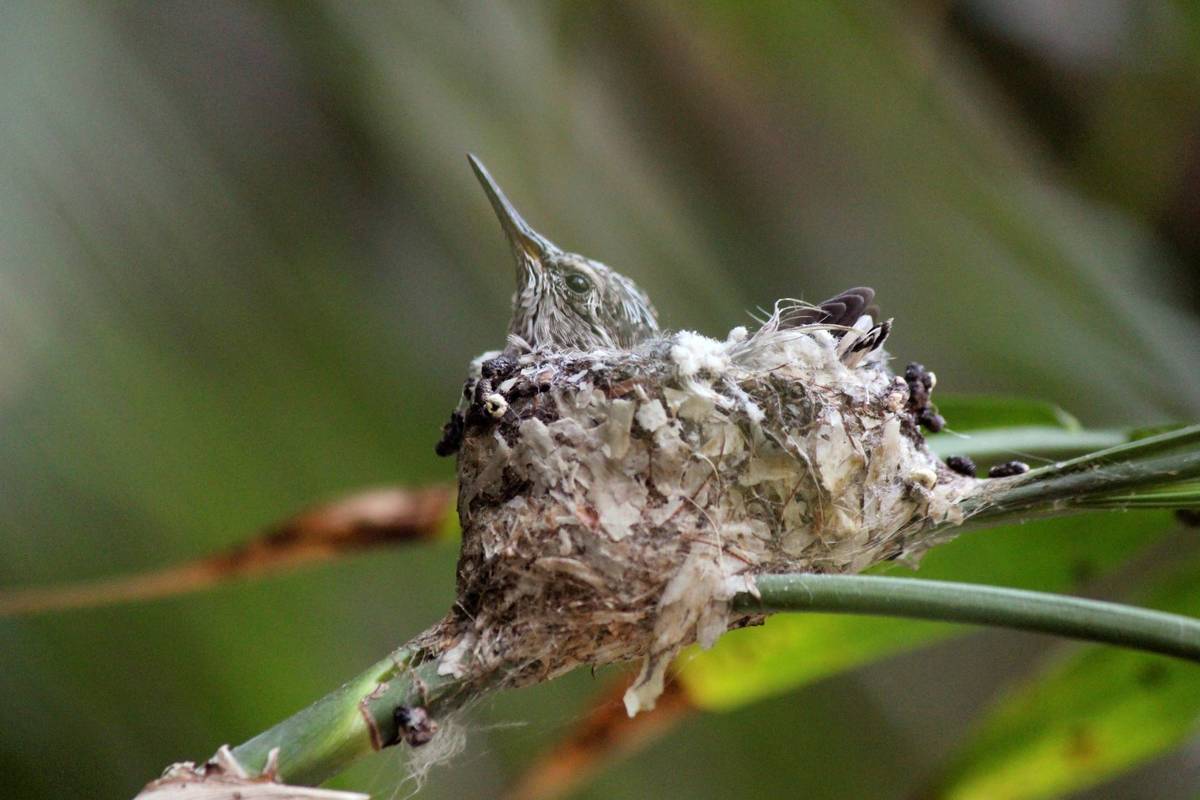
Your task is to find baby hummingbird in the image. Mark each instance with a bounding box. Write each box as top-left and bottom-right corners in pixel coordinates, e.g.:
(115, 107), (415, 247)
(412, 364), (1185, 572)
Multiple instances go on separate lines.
(469, 154), (661, 352)
(468, 154), (889, 365)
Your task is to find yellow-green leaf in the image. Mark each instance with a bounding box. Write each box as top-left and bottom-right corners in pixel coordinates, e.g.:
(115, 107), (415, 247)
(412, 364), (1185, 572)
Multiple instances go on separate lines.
(931, 557), (1200, 800)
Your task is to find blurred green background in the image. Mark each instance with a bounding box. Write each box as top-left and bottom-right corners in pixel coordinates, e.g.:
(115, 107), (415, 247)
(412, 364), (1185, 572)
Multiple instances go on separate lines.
(3, 1), (1200, 798)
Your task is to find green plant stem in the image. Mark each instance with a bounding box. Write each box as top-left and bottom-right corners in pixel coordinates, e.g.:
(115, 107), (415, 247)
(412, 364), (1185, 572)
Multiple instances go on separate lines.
(230, 628), (477, 787)
(956, 424), (1200, 527)
(736, 574), (1200, 662)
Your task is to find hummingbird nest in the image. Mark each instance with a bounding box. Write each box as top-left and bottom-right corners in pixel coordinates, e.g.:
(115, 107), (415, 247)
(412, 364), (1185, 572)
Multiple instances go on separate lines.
(434, 312), (971, 715)
(422, 157), (977, 716)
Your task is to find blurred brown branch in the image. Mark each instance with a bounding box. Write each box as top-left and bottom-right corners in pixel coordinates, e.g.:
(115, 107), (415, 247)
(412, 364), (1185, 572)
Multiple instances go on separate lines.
(0, 484), (454, 617)
(505, 673), (694, 800)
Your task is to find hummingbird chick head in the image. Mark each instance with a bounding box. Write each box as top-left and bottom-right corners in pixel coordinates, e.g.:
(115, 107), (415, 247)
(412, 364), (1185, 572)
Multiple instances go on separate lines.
(469, 155), (659, 352)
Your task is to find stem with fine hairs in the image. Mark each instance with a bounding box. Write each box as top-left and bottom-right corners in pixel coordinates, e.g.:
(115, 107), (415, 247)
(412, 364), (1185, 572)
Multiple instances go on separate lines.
(953, 424), (1200, 528)
(227, 626), (481, 787)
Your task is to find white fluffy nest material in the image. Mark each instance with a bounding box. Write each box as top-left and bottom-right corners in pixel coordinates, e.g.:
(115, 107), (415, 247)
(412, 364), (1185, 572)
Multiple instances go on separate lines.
(438, 311), (972, 716)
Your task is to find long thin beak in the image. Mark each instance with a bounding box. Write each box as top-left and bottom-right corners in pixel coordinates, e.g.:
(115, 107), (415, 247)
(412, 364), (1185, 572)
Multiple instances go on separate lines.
(468, 154), (557, 275)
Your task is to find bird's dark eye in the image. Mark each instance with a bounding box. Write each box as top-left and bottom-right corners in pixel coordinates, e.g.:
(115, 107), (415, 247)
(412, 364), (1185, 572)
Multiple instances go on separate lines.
(564, 273), (592, 294)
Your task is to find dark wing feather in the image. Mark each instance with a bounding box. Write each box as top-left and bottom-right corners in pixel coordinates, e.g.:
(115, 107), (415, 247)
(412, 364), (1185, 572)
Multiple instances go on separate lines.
(781, 287), (877, 331)
(818, 301), (846, 324)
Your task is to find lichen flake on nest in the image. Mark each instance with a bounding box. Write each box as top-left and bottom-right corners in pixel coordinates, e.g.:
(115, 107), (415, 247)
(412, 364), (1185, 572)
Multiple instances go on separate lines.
(438, 316), (973, 716)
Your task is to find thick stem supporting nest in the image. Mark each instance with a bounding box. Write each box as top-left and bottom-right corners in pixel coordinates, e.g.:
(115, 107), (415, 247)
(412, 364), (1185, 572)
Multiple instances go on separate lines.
(226, 625), (476, 785)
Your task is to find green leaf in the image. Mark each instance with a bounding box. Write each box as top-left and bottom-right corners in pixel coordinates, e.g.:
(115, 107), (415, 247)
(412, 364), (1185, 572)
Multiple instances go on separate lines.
(927, 427), (1127, 463)
(930, 556), (1200, 800)
(933, 395), (1081, 432)
(678, 511), (1174, 710)
(926, 395), (1127, 465)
